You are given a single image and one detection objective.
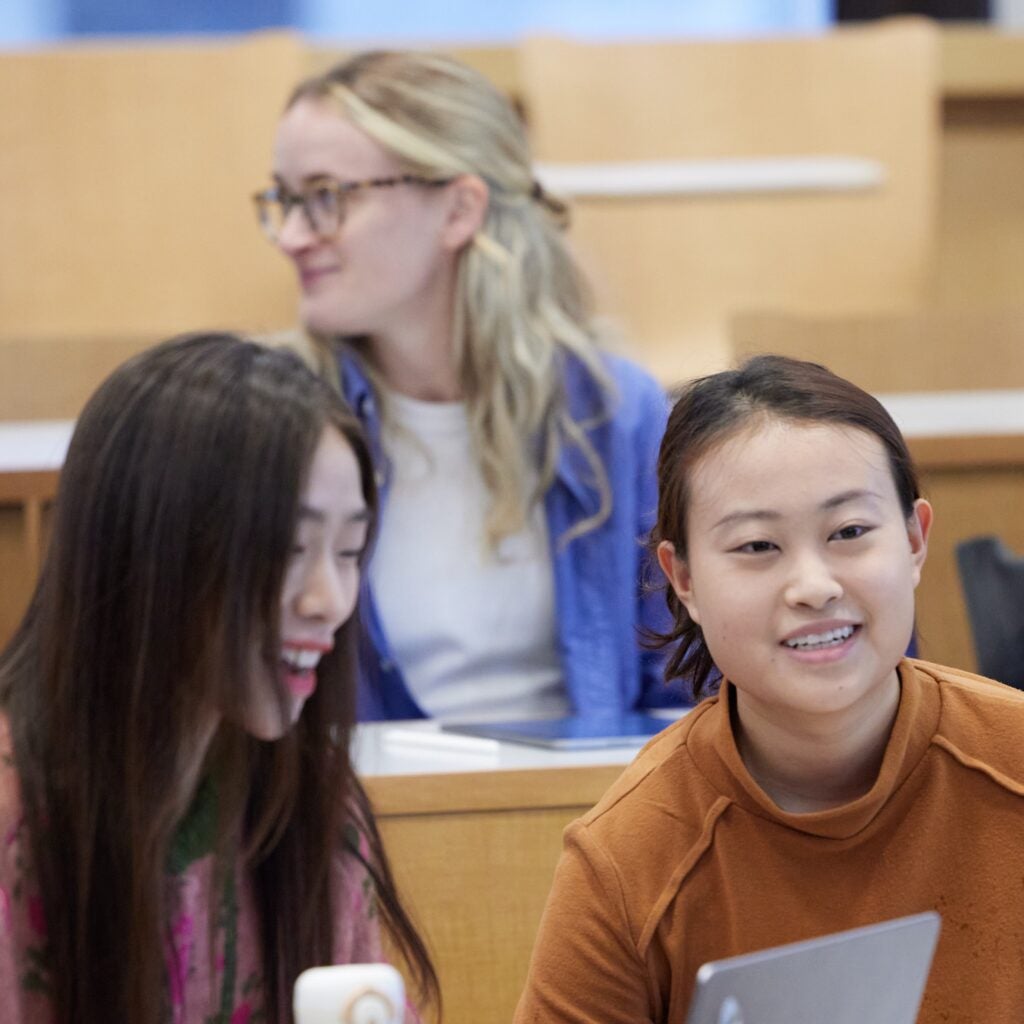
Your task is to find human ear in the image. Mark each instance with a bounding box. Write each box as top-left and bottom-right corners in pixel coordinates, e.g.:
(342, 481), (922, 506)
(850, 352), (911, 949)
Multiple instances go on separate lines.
(906, 498), (933, 588)
(442, 174), (489, 251)
(656, 540), (700, 625)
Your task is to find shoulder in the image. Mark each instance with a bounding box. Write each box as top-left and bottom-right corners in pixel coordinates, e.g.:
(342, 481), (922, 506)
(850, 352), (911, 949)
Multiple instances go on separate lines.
(568, 703), (726, 914)
(911, 659), (1024, 789)
(0, 713), (52, 1017)
(561, 350), (664, 409)
(561, 352), (667, 453)
(600, 352), (662, 392)
(601, 353), (666, 419)
(330, 816), (383, 964)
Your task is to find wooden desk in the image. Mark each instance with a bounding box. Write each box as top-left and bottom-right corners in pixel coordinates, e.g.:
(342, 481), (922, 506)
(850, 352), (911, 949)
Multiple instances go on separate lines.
(356, 721), (671, 1024)
(0, 422), (70, 632)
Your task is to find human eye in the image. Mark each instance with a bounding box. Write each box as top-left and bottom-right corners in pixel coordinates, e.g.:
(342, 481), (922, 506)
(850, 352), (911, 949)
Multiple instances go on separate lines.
(732, 539), (777, 555)
(290, 524), (315, 557)
(307, 184), (340, 217)
(830, 523), (873, 542)
(334, 522), (368, 562)
(273, 186), (300, 213)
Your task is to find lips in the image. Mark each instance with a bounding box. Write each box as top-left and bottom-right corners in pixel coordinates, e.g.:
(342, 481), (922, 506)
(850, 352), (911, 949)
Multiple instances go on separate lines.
(783, 625), (857, 651)
(298, 265), (339, 290)
(280, 641), (332, 699)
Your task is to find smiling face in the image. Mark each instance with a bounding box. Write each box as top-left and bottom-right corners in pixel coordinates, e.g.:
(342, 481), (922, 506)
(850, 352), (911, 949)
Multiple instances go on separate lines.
(242, 424), (370, 740)
(658, 416), (931, 730)
(270, 98), (466, 342)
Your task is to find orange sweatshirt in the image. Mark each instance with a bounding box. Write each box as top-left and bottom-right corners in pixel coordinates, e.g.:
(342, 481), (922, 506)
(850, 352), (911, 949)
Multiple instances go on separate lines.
(515, 660), (1024, 1024)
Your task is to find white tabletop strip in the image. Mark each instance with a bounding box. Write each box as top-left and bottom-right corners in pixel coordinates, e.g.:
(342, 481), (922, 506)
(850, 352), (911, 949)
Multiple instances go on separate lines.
(0, 420), (74, 472)
(534, 156), (885, 199)
(0, 390), (1022, 477)
(876, 389), (1024, 438)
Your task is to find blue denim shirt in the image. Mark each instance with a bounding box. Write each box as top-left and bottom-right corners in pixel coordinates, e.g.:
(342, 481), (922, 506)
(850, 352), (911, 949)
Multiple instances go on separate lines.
(339, 348), (690, 720)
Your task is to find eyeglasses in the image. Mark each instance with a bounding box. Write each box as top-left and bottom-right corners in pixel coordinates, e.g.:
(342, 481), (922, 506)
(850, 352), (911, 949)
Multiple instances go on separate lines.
(252, 175), (453, 241)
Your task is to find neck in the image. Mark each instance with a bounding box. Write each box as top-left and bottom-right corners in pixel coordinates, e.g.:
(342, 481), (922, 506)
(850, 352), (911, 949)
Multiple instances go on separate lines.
(366, 263), (462, 402)
(733, 672), (901, 814)
(171, 713), (221, 825)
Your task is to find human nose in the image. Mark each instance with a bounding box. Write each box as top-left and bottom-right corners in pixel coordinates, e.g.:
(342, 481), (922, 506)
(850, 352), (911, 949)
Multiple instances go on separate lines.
(275, 200), (318, 255)
(783, 548), (843, 610)
(294, 555), (359, 630)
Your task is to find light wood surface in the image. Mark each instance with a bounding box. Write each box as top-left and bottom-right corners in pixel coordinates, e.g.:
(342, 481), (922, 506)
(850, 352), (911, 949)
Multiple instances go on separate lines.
(358, 725), (640, 1024)
(941, 26), (1024, 97)
(0, 32), (303, 339)
(519, 20), (941, 384)
(730, 307), (1024, 393)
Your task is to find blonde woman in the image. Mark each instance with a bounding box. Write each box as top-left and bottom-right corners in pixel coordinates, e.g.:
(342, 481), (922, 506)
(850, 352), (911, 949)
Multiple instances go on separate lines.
(254, 51), (684, 721)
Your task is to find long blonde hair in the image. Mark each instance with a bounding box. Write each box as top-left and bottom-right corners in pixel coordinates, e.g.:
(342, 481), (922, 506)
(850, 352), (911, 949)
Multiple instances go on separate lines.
(287, 50), (615, 547)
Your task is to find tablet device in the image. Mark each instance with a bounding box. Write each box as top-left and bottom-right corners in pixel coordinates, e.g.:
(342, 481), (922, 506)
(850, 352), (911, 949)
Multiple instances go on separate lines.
(685, 912), (940, 1024)
(442, 712), (672, 749)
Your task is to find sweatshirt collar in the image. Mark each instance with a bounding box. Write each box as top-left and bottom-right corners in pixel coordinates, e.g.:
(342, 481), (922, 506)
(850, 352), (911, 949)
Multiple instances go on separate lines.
(689, 660), (940, 840)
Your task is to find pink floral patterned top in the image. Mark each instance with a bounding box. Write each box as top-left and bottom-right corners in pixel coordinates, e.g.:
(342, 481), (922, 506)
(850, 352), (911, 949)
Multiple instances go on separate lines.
(0, 717), (399, 1023)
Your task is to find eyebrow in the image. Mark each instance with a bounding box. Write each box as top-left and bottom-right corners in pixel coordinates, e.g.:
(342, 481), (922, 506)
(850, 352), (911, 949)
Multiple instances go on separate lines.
(272, 172), (343, 189)
(710, 489), (884, 532)
(297, 504), (371, 524)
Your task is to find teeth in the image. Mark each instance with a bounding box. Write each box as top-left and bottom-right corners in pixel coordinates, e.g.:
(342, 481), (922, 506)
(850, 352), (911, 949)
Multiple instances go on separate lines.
(784, 625), (855, 650)
(281, 647), (322, 672)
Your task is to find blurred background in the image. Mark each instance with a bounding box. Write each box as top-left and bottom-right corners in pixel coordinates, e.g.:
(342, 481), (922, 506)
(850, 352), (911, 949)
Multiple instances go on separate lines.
(3, 0), (1020, 47)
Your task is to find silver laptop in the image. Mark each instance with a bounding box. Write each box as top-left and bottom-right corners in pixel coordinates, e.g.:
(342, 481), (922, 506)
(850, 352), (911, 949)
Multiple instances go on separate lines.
(685, 912), (940, 1024)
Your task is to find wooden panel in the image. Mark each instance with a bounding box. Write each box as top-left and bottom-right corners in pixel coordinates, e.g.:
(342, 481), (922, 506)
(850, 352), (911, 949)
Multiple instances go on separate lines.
(366, 764), (623, 817)
(942, 26), (1024, 98)
(0, 506), (43, 647)
(378, 805), (573, 1024)
(0, 32), (304, 338)
(520, 21), (941, 385)
(933, 97), (1024, 311)
(730, 307), (1024, 393)
(0, 334), (160, 420)
(365, 766), (622, 1024)
(307, 43), (522, 102)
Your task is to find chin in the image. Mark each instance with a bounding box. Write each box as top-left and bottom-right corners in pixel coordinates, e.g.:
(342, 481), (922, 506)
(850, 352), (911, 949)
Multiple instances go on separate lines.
(243, 701), (306, 742)
(301, 298), (357, 338)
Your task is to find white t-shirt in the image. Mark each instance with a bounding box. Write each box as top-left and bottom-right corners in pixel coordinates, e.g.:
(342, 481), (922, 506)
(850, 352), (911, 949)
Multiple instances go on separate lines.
(368, 388), (569, 721)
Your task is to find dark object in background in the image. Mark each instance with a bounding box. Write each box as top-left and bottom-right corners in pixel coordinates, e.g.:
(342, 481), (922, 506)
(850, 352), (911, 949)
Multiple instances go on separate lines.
(836, 0), (989, 19)
(955, 535), (1024, 690)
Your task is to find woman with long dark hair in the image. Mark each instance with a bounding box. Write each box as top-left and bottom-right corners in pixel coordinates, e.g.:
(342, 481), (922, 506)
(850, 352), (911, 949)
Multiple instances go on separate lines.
(0, 333), (438, 1023)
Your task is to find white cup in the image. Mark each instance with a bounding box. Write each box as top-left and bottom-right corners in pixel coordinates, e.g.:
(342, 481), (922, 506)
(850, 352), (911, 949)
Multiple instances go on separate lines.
(293, 963), (406, 1024)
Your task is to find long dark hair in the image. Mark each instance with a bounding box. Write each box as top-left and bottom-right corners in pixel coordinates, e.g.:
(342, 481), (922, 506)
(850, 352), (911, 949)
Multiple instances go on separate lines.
(647, 354), (922, 701)
(0, 333), (438, 1023)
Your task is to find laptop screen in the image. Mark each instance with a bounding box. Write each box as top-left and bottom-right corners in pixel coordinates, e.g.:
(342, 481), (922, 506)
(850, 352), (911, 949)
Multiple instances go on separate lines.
(685, 912), (940, 1024)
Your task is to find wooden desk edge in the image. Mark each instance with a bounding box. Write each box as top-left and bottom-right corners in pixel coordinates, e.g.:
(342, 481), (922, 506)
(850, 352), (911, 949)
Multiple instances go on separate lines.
(908, 434), (1024, 469)
(364, 763), (628, 817)
(0, 470), (60, 504)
